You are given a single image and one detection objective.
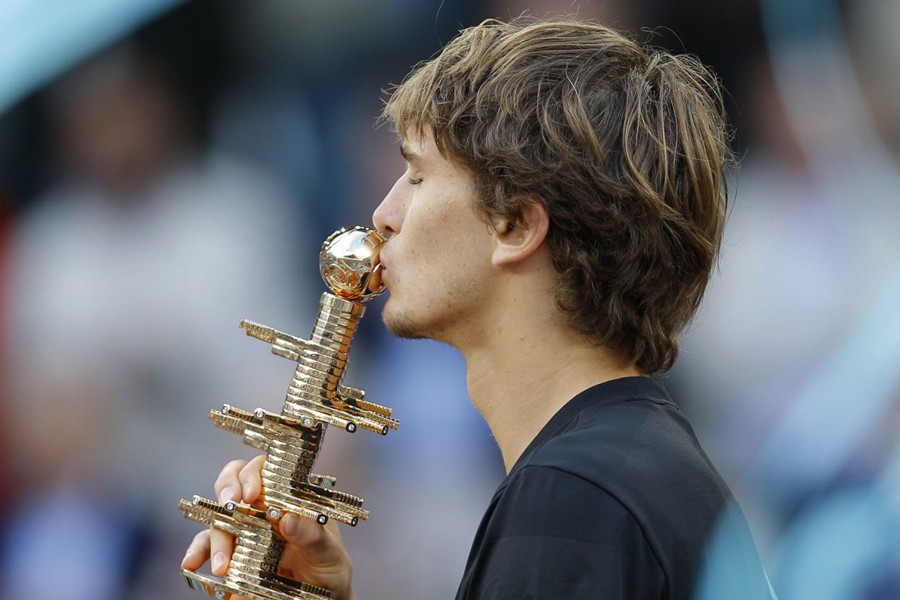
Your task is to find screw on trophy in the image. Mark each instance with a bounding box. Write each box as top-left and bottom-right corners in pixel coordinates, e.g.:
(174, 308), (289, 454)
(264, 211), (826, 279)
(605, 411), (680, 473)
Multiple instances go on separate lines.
(178, 226), (399, 600)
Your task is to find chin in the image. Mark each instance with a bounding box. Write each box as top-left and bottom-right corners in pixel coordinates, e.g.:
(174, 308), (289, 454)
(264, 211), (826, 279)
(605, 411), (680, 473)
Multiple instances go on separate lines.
(381, 300), (432, 340)
(382, 310), (428, 340)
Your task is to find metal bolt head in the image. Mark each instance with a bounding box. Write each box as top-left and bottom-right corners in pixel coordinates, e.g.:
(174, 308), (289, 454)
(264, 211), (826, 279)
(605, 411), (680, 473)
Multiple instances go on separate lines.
(267, 507), (282, 519)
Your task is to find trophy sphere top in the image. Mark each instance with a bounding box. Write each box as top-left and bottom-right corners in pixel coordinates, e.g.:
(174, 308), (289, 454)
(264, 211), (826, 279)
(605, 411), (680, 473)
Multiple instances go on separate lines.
(319, 226), (386, 302)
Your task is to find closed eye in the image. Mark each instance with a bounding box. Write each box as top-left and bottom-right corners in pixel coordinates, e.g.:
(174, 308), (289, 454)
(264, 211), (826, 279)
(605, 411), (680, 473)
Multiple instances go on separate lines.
(405, 168), (422, 185)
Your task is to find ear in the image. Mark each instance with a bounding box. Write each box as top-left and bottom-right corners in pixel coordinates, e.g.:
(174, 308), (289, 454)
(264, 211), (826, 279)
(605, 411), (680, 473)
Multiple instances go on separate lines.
(491, 200), (550, 267)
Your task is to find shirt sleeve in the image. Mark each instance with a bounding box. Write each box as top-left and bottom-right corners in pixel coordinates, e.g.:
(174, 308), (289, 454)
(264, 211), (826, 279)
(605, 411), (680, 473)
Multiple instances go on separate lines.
(460, 465), (666, 600)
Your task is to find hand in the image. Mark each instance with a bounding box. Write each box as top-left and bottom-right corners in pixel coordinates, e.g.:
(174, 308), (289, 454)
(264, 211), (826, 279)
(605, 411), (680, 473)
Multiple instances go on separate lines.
(181, 455), (355, 600)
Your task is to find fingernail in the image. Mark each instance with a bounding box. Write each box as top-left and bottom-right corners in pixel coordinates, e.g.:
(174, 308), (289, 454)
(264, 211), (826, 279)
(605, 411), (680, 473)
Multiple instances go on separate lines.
(181, 548), (193, 568)
(218, 486), (236, 502)
(283, 513), (300, 538)
(212, 552), (226, 574)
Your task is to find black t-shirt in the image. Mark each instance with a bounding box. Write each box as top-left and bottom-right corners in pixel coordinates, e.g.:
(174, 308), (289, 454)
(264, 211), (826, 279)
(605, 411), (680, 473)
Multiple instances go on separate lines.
(455, 377), (775, 600)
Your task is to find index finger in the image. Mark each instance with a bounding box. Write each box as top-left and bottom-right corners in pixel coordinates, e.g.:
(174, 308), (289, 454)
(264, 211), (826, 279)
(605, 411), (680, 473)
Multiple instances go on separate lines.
(214, 459), (248, 504)
(237, 454), (267, 504)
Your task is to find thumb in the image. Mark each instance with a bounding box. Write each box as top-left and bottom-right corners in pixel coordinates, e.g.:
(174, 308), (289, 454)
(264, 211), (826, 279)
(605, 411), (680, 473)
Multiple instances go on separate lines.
(278, 513), (355, 600)
(280, 513), (348, 566)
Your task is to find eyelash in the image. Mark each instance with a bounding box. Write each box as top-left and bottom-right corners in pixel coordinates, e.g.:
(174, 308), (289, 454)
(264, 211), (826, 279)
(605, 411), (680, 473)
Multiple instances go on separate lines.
(408, 177), (422, 185)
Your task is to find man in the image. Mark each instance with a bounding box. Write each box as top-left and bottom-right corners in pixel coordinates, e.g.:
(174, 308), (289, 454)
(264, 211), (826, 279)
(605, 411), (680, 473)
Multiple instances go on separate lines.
(183, 18), (775, 599)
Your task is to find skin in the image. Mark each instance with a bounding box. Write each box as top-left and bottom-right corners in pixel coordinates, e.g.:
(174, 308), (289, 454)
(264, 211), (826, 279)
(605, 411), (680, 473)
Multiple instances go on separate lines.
(183, 129), (640, 597)
(181, 455), (355, 600)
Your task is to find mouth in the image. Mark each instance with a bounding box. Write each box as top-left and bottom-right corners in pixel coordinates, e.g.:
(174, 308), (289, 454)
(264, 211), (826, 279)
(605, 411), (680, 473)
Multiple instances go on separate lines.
(375, 250), (391, 288)
(377, 262), (389, 288)
(368, 262), (384, 291)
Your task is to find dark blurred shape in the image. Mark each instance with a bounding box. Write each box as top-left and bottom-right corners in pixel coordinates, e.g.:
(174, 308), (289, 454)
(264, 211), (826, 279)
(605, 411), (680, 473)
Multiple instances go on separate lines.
(49, 48), (187, 198)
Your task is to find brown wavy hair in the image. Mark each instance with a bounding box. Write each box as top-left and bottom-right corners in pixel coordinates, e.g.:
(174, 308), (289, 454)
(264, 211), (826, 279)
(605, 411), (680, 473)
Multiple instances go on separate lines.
(383, 19), (732, 374)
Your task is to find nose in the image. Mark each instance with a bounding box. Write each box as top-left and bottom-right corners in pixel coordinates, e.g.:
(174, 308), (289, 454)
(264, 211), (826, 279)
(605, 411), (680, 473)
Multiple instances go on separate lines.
(372, 177), (406, 237)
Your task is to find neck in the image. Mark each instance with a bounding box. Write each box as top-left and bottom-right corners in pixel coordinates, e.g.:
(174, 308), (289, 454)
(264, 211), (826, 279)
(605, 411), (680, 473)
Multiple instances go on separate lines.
(459, 314), (641, 473)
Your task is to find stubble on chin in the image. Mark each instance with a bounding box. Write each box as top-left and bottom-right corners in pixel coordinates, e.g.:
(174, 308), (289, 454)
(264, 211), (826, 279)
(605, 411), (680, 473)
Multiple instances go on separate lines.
(382, 309), (428, 340)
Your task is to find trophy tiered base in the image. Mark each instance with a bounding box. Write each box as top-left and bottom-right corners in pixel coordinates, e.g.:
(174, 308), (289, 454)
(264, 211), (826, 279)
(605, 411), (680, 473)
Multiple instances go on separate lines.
(179, 227), (395, 600)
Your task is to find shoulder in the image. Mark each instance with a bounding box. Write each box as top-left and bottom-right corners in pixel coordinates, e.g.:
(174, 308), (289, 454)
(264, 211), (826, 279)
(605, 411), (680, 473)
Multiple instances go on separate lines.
(458, 381), (774, 600)
(491, 463), (654, 544)
(527, 394), (733, 520)
(459, 465), (665, 599)
(512, 396), (769, 599)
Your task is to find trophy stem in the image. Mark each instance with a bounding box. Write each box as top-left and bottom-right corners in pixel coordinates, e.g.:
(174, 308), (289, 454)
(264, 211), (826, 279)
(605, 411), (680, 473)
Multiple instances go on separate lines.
(281, 293), (364, 429)
(308, 293), (366, 355)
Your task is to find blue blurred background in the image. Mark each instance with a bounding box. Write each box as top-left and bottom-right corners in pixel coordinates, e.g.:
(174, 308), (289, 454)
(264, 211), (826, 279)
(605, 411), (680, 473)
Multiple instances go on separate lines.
(0, 0), (897, 598)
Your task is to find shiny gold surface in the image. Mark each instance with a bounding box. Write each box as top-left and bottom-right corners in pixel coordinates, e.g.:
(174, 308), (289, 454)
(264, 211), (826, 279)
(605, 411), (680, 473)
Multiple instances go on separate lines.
(179, 227), (397, 600)
(319, 226), (385, 301)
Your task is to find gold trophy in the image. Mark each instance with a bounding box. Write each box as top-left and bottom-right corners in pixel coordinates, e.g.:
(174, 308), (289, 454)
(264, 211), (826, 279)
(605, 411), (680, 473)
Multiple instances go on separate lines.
(178, 226), (398, 600)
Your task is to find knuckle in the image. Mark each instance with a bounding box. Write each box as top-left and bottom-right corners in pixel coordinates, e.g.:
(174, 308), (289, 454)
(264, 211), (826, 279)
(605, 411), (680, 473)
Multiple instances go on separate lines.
(214, 460), (247, 491)
(223, 459), (248, 475)
(238, 455), (266, 484)
(192, 529), (210, 546)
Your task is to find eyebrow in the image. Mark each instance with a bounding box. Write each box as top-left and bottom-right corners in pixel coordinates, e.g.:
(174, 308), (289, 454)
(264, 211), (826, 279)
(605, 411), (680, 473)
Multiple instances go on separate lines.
(399, 143), (421, 162)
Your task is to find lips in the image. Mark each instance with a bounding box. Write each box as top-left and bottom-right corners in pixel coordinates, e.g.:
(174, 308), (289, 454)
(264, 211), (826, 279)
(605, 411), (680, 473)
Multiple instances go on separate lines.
(376, 248), (391, 287)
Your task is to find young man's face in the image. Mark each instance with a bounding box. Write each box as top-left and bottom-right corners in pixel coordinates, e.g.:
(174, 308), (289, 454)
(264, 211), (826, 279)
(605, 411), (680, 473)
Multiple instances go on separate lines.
(372, 129), (497, 344)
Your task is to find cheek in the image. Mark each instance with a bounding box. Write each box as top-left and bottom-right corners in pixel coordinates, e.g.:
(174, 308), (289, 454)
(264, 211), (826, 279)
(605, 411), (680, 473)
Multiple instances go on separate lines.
(400, 205), (449, 256)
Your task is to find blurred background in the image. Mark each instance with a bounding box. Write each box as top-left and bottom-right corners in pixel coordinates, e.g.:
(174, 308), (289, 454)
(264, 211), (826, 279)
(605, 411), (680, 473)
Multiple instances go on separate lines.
(0, 0), (897, 598)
